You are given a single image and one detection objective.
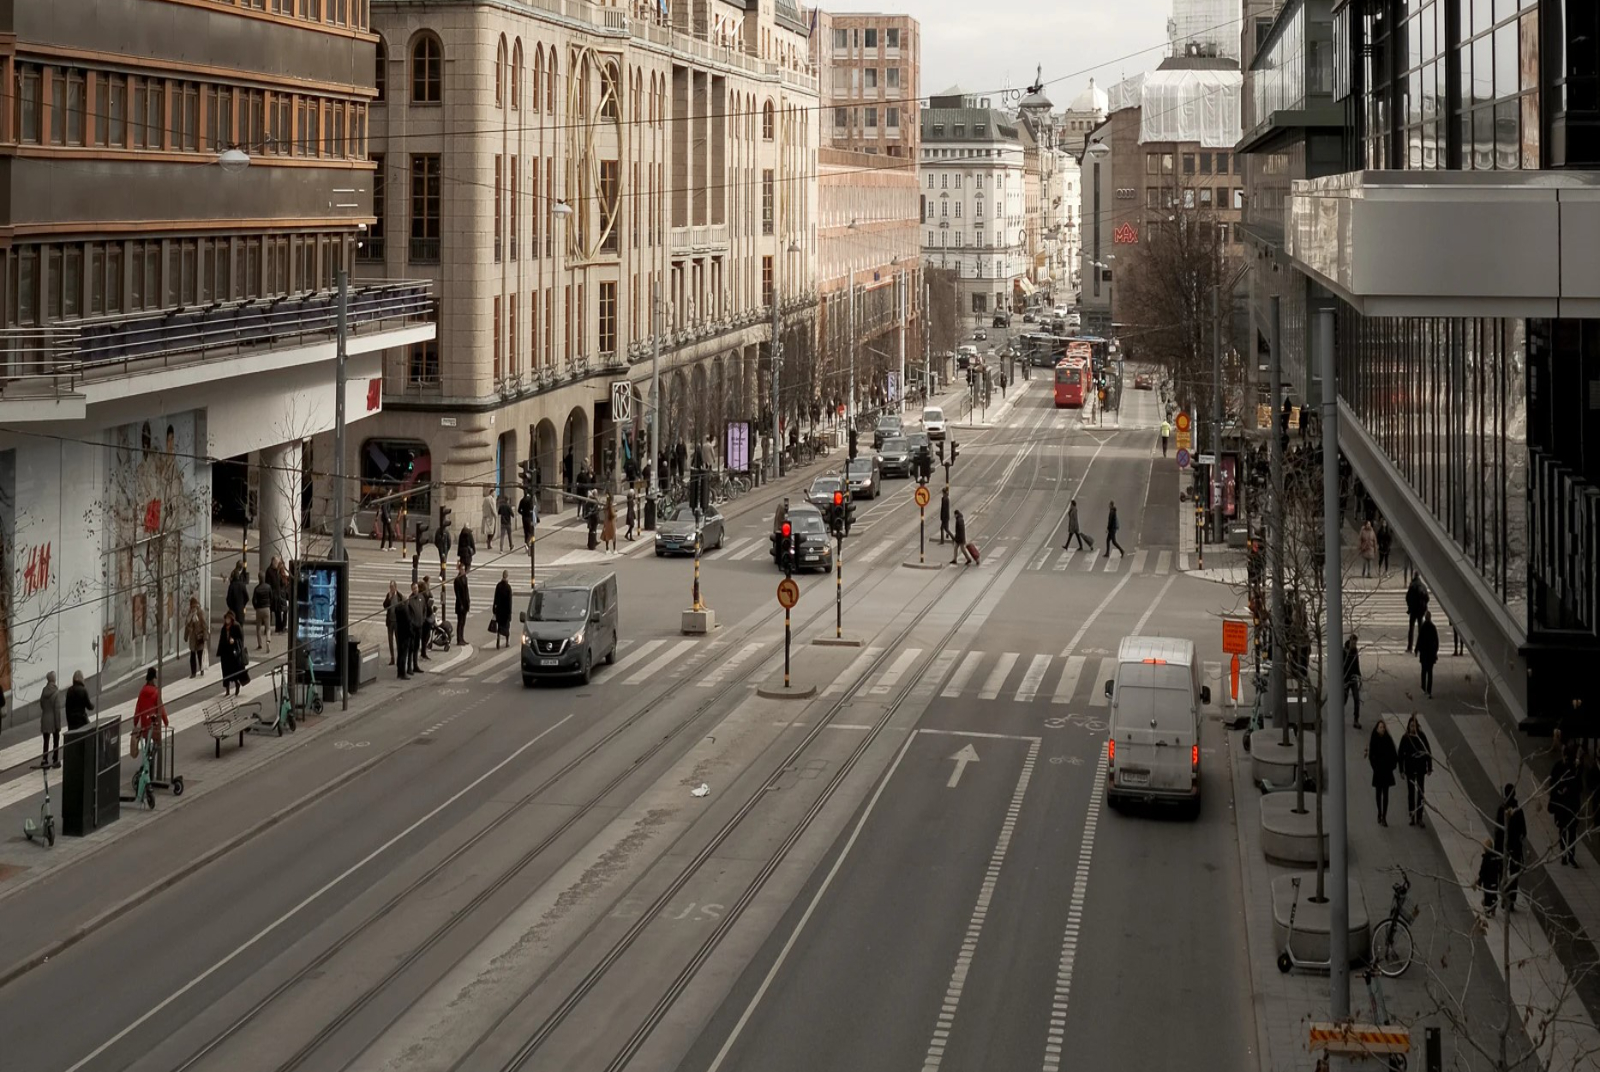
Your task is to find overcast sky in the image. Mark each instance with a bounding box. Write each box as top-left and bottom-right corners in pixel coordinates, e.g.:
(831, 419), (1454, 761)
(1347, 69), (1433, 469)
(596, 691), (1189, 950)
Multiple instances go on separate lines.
(907, 0), (1173, 108)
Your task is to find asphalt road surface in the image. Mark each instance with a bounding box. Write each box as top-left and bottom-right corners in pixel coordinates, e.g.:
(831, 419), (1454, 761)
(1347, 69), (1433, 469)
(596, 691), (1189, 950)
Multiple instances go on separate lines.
(0, 370), (1258, 1072)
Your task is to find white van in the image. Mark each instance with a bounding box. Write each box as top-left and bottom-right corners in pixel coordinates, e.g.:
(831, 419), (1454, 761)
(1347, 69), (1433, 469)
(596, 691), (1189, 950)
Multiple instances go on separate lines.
(1103, 636), (1209, 814)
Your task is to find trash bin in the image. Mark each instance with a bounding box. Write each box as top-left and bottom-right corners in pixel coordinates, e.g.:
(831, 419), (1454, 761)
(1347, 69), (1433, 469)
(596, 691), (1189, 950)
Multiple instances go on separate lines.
(62, 720), (121, 838)
(346, 639), (362, 694)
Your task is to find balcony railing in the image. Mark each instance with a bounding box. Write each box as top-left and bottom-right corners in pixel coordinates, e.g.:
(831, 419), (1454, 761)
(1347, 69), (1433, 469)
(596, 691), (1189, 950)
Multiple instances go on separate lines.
(357, 236), (387, 261)
(409, 237), (441, 263)
(0, 280), (435, 395)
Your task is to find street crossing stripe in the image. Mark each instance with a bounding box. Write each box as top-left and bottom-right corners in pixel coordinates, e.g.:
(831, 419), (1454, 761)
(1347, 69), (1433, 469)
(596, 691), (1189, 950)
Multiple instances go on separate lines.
(870, 647), (923, 694)
(1178, 553), (1190, 571)
(727, 537), (769, 561)
(720, 536), (761, 559)
(978, 651), (1020, 700)
(607, 638), (666, 678)
(908, 648), (962, 703)
(1088, 657), (1116, 706)
(854, 541), (890, 565)
(460, 647), (521, 679)
(1054, 547), (1077, 571)
(822, 646), (884, 696)
(697, 641), (764, 687)
(942, 650), (985, 698)
(1129, 549), (1147, 575)
(1014, 653), (1052, 702)
(1156, 550), (1171, 574)
(1052, 655), (1086, 705)
(1102, 553), (1118, 572)
(625, 638), (697, 684)
(1082, 550), (1097, 572)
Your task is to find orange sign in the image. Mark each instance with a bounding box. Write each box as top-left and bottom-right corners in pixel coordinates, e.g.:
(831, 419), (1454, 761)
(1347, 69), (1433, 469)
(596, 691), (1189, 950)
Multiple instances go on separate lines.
(1174, 412), (1191, 433)
(777, 578), (800, 609)
(1222, 618), (1249, 655)
(915, 485), (931, 508)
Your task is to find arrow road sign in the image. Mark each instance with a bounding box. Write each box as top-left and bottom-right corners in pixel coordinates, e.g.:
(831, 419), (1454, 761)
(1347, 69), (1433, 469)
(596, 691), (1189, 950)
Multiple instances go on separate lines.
(947, 743), (980, 788)
(915, 485), (931, 508)
(777, 577), (800, 609)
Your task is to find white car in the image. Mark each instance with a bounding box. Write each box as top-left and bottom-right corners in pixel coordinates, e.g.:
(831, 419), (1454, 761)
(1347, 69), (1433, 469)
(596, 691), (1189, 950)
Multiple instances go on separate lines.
(922, 405), (947, 441)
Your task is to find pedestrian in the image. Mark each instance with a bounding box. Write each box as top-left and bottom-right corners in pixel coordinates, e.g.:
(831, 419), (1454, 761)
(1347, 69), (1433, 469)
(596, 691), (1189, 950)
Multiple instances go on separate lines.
(379, 501), (394, 551)
(602, 494), (617, 552)
(482, 491), (498, 550)
(1104, 501), (1126, 557)
(383, 580), (402, 666)
(1358, 521), (1377, 578)
(1416, 611), (1440, 697)
(393, 585), (413, 679)
(519, 490), (536, 546)
(457, 524), (476, 573)
(1493, 784), (1527, 909)
(133, 666), (168, 761)
(1452, 625), (1465, 656)
(268, 557), (290, 633)
(493, 570), (514, 649)
(586, 490), (601, 551)
(1062, 498), (1087, 550)
(453, 563), (471, 648)
(1343, 633), (1363, 729)
(1475, 837), (1501, 919)
(1376, 519), (1392, 574)
(408, 582), (429, 669)
(499, 495), (515, 551)
(1366, 719), (1397, 826)
(1159, 418), (1171, 457)
(1551, 741), (1583, 866)
(252, 573), (274, 652)
(1405, 574), (1429, 652)
(952, 510), (976, 565)
(179, 595), (207, 678)
(624, 489), (637, 541)
(37, 671), (61, 769)
(217, 611), (249, 696)
(226, 565), (250, 622)
(939, 486), (952, 543)
(64, 670), (93, 732)
(434, 522), (451, 574)
(420, 577), (436, 657)
(1398, 715), (1433, 827)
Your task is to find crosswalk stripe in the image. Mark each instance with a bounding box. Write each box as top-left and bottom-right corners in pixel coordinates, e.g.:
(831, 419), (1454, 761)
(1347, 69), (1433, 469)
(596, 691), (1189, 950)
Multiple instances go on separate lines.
(978, 652), (1020, 700)
(608, 638), (666, 679)
(728, 537), (769, 562)
(854, 541), (890, 565)
(942, 650), (985, 698)
(1103, 553), (1119, 572)
(1178, 553), (1190, 571)
(698, 641), (764, 687)
(822, 646), (885, 696)
(1054, 548), (1077, 571)
(1082, 550), (1097, 572)
(720, 536), (761, 559)
(870, 647), (924, 694)
(1052, 655), (1086, 705)
(911, 648), (963, 701)
(460, 647), (521, 679)
(1088, 657), (1117, 707)
(1014, 653), (1052, 702)
(1156, 550), (1171, 574)
(625, 638), (697, 684)
(1129, 549), (1147, 575)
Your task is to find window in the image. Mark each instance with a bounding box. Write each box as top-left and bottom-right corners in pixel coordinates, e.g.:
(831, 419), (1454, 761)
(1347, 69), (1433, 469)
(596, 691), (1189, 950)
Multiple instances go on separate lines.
(361, 154), (386, 260)
(1200, 152), (1212, 174)
(865, 68), (877, 89)
(108, 74), (126, 146)
(928, 230), (935, 245)
(495, 36), (506, 107)
(865, 108), (877, 129)
(410, 153), (442, 262)
(511, 41), (521, 109)
(598, 281), (617, 355)
(927, 173), (934, 188)
(887, 108), (898, 129)
(761, 169), (774, 234)
(864, 28), (877, 48)
(833, 28), (848, 49)
(1199, 187), (1213, 207)
(494, 155), (503, 261)
(887, 68), (900, 90)
(762, 100), (774, 140)
(408, 340), (440, 385)
(493, 295), (502, 378)
(887, 27), (899, 49)
(941, 174), (948, 189)
(510, 157), (518, 260)
(65, 70), (86, 146)
(955, 201), (962, 218)
(954, 174), (962, 189)
(762, 255), (773, 306)
(412, 34), (443, 103)
(509, 300), (518, 374)
(1182, 153), (1195, 175)
(1233, 188), (1244, 210)
(375, 40), (387, 101)
(1161, 153), (1174, 173)
(835, 107), (848, 128)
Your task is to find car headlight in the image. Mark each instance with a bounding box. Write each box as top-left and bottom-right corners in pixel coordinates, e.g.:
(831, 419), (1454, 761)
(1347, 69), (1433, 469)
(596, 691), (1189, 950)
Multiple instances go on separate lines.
(573, 629), (585, 645)
(520, 633), (529, 646)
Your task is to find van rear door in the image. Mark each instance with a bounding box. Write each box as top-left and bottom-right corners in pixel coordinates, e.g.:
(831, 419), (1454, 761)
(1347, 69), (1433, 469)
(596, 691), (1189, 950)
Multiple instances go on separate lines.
(1111, 663), (1195, 793)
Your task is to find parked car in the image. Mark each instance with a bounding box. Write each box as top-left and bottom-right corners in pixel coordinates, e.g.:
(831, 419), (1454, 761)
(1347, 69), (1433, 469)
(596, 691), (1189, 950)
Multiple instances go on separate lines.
(654, 501), (724, 556)
(771, 505), (834, 572)
(846, 455), (882, 499)
(878, 436), (913, 478)
(873, 413), (903, 449)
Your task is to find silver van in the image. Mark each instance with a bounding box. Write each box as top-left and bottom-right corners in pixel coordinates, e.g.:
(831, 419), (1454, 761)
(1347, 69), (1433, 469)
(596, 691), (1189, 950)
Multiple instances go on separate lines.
(519, 570), (618, 685)
(1103, 636), (1209, 814)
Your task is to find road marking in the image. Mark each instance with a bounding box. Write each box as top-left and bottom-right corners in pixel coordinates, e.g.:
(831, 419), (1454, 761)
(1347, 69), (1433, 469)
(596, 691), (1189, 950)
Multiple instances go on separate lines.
(920, 738), (1039, 1072)
(1081, 551), (1097, 572)
(719, 536), (760, 559)
(869, 647), (924, 695)
(607, 638), (666, 679)
(1102, 553), (1119, 573)
(1028, 542), (1054, 571)
(905, 648), (962, 706)
(698, 641), (764, 687)
(459, 646), (523, 679)
(1014, 654), (1052, 702)
(728, 538), (769, 562)
(854, 541), (890, 565)
(1155, 550), (1171, 574)
(1088, 657), (1116, 707)
(1053, 548), (1077, 571)
(1041, 742), (1106, 1072)
(946, 743), (980, 788)
(918, 728), (1043, 742)
(60, 711), (580, 1072)
(625, 638), (697, 684)
(1051, 655), (1086, 705)
(1178, 552), (1190, 571)
(941, 650), (985, 698)
(1130, 574), (1177, 635)
(821, 646), (885, 696)
(1059, 572), (1135, 656)
(978, 652), (1020, 700)
(1129, 549), (1147, 575)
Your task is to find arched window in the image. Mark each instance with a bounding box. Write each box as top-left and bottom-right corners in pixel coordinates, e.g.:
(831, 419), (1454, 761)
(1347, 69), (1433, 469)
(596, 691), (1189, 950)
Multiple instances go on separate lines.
(495, 35), (506, 107)
(411, 33), (442, 104)
(511, 40), (523, 110)
(547, 50), (557, 114)
(375, 38), (387, 102)
(532, 45), (543, 111)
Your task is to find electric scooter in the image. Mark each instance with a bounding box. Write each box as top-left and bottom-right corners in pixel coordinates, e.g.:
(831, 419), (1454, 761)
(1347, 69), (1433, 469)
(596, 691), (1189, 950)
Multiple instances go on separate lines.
(1277, 876), (1332, 974)
(22, 766), (55, 847)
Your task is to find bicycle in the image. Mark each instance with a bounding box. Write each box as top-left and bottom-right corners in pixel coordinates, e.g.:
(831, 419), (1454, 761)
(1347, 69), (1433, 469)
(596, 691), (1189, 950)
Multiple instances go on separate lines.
(1370, 867), (1416, 976)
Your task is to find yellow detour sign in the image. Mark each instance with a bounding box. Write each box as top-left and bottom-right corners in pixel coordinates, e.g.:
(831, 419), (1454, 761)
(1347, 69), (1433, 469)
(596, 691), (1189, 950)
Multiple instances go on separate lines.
(777, 578), (800, 609)
(1308, 1022), (1410, 1056)
(915, 485), (931, 508)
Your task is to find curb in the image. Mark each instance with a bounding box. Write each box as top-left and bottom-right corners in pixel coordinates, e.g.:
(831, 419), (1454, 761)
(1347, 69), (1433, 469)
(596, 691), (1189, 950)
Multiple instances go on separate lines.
(755, 685), (817, 700)
(1227, 729), (1277, 1072)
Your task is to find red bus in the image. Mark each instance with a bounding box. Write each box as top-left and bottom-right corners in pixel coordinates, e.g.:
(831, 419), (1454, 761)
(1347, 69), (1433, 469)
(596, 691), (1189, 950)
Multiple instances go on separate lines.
(1054, 356), (1089, 407)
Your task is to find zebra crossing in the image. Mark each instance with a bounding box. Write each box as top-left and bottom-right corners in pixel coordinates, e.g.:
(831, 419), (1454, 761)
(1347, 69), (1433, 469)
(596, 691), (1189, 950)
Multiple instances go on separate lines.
(870, 645), (1227, 708)
(1342, 584), (1454, 655)
(1026, 545), (1179, 576)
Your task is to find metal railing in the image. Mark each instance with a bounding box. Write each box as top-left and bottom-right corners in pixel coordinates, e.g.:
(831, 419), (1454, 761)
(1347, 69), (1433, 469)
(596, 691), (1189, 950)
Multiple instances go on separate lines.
(0, 280), (434, 395)
(409, 237), (441, 263)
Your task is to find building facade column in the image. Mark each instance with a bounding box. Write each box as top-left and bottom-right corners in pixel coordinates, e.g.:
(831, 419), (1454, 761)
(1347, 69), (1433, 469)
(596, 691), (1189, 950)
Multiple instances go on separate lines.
(258, 441), (303, 577)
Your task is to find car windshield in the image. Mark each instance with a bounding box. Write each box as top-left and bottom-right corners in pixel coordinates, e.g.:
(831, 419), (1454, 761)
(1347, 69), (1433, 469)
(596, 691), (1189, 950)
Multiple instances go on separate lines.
(923, 409), (943, 423)
(906, 434), (930, 449)
(876, 417), (900, 431)
(790, 512), (826, 534)
(812, 477), (841, 495)
(670, 504), (704, 523)
(847, 458), (873, 476)
(881, 437), (908, 452)
(527, 587), (590, 622)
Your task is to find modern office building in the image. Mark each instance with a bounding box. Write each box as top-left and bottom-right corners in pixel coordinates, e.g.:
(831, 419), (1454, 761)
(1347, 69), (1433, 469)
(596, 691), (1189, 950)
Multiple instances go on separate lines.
(1268, 0), (1600, 730)
(0, 0), (431, 720)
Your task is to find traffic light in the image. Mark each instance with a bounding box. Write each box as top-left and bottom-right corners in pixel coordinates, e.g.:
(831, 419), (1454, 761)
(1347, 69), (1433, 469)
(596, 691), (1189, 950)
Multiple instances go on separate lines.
(780, 521), (794, 578)
(848, 427), (859, 461)
(518, 460), (536, 497)
(831, 490), (846, 538)
(936, 440), (946, 462)
(438, 505), (452, 535)
(949, 440), (960, 463)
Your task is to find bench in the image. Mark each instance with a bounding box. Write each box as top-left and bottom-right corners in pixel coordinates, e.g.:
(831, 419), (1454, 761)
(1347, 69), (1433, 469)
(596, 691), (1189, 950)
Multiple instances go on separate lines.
(202, 695), (263, 757)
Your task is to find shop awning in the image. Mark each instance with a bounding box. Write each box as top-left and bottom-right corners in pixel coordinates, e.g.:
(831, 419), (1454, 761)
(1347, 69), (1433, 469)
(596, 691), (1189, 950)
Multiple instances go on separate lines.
(1013, 278), (1037, 296)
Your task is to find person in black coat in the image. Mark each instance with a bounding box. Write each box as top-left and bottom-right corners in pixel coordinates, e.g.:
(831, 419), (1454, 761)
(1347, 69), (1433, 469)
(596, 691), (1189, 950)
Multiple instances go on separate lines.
(1415, 611), (1440, 697)
(1492, 784), (1528, 909)
(1398, 715), (1433, 827)
(393, 584), (413, 679)
(379, 502), (394, 551)
(457, 526), (476, 573)
(216, 611), (249, 696)
(1366, 719), (1398, 826)
(1343, 634), (1364, 728)
(383, 581), (403, 666)
(64, 670), (94, 732)
(499, 496), (515, 551)
(1405, 574), (1429, 652)
(939, 487), (952, 543)
(225, 568), (250, 622)
(453, 563), (471, 648)
(952, 510), (975, 565)
(405, 585), (427, 672)
(493, 570), (514, 649)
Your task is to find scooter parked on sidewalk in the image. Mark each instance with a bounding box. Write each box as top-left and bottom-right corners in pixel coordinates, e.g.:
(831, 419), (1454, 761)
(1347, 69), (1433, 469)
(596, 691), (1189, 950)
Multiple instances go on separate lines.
(1277, 875), (1332, 974)
(22, 766), (55, 847)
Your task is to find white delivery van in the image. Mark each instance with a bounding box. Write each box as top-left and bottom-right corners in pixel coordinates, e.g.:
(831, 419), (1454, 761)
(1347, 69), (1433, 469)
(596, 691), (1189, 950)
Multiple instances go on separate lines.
(1103, 636), (1209, 815)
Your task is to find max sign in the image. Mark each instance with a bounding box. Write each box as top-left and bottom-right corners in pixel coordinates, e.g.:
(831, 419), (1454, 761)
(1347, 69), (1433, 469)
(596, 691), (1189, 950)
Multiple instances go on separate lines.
(1113, 222), (1139, 245)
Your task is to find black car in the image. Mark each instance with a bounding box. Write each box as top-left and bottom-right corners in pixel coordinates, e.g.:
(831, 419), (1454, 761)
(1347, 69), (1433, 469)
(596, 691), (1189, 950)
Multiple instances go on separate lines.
(873, 414), (903, 449)
(771, 505), (834, 572)
(654, 501), (725, 556)
(904, 431), (934, 474)
(992, 313), (1011, 328)
(878, 436), (912, 478)
(1022, 311), (1037, 323)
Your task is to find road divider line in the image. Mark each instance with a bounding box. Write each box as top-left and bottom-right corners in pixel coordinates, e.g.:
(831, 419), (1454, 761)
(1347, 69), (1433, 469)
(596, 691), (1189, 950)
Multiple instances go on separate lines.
(1051, 656), (1086, 705)
(919, 739), (1039, 1072)
(1130, 574), (1177, 636)
(1014, 654), (1052, 703)
(1040, 743), (1105, 1072)
(1059, 571), (1135, 657)
(625, 638), (697, 684)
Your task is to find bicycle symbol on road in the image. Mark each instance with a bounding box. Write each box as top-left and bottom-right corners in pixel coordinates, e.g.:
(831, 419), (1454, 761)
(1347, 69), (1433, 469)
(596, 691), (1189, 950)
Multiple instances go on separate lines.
(1045, 713), (1107, 734)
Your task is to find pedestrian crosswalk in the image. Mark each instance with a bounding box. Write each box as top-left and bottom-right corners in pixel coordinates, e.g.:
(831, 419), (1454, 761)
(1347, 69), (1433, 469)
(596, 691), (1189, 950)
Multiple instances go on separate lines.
(1030, 546), (1176, 576)
(863, 645), (1228, 709)
(1341, 584), (1455, 655)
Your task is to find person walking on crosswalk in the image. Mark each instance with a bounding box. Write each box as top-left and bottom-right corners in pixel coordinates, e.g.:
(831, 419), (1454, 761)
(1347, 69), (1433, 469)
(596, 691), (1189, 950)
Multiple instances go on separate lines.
(1062, 499), (1088, 551)
(1405, 574), (1430, 652)
(952, 510), (975, 565)
(939, 486), (952, 544)
(1104, 501), (1126, 557)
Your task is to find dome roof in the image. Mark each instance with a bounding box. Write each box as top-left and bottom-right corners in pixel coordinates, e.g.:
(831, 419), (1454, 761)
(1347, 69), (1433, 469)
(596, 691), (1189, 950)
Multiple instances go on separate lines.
(1066, 77), (1108, 114)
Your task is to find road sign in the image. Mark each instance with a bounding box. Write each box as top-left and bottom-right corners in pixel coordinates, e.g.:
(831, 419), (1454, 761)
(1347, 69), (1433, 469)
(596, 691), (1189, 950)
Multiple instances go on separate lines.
(611, 380), (632, 422)
(1174, 411), (1191, 432)
(1222, 617), (1249, 655)
(914, 485), (931, 508)
(1176, 430), (1192, 450)
(1308, 1022), (1410, 1056)
(1197, 453), (1216, 465)
(776, 578), (800, 609)
(1176, 448), (1191, 469)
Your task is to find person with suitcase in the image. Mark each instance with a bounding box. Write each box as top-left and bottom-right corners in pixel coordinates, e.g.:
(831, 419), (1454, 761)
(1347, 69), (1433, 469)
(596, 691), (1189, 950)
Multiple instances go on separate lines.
(952, 510), (977, 566)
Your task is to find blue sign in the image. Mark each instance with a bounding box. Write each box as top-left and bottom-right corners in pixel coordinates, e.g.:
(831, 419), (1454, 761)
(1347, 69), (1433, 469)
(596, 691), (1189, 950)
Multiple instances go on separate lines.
(1176, 448), (1191, 469)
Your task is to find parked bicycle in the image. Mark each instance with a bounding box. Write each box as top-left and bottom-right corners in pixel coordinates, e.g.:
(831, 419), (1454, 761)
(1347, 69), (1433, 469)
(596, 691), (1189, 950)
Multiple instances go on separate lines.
(1370, 867), (1416, 976)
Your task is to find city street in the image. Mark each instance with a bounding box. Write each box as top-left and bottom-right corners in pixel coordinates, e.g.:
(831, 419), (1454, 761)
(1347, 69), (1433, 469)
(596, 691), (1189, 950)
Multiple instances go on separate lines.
(0, 373), (1268, 1072)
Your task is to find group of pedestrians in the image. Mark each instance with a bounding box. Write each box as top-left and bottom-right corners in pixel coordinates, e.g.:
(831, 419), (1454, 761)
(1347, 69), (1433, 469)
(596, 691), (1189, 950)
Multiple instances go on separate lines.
(1365, 715), (1433, 828)
(33, 670), (95, 769)
(1060, 498), (1125, 557)
(1356, 518), (1394, 577)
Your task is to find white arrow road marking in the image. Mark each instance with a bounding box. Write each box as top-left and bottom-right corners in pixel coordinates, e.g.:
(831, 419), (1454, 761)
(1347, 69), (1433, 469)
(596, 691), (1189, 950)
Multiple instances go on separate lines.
(947, 743), (980, 787)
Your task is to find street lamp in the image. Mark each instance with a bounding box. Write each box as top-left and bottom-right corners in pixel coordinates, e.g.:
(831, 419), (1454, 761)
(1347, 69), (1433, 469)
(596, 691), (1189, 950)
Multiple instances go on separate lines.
(217, 147), (251, 173)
